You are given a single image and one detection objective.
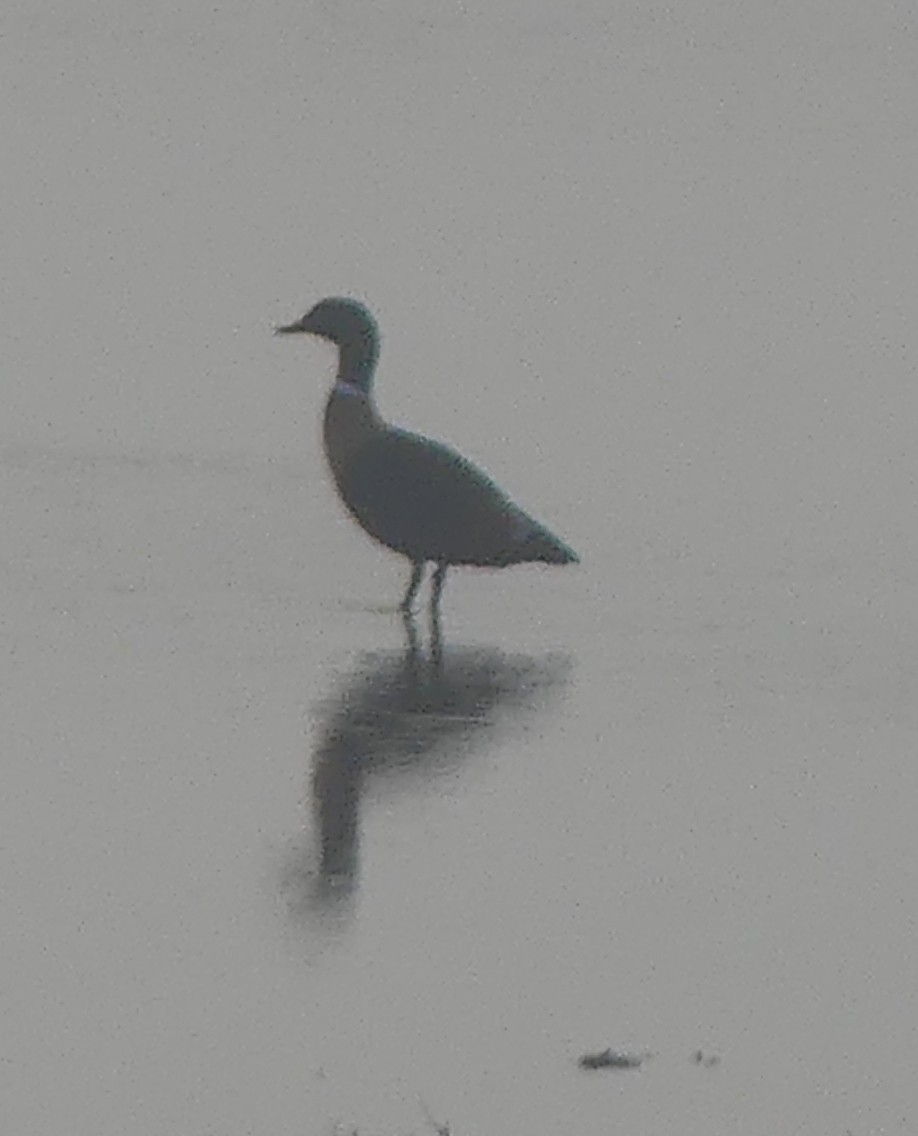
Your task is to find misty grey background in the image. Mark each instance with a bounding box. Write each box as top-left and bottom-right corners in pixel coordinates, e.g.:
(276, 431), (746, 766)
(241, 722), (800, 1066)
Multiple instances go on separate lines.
(3, 1), (918, 1133)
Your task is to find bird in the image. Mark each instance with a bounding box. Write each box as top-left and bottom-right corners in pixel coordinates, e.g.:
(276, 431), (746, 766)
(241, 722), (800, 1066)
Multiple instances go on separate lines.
(276, 297), (578, 619)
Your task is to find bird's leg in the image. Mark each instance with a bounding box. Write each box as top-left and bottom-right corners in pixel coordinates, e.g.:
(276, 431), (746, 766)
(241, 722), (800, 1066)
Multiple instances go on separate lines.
(429, 604), (443, 672)
(429, 563), (447, 668)
(400, 561), (424, 613)
(400, 606), (422, 685)
(430, 563), (448, 618)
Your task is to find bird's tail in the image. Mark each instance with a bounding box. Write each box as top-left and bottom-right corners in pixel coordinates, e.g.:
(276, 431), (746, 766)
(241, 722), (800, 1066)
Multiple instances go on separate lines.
(521, 519), (579, 565)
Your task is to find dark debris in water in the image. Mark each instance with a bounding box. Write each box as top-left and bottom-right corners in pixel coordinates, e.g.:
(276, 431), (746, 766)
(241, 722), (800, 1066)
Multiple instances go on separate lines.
(578, 1048), (647, 1071)
(691, 1049), (721, 1068)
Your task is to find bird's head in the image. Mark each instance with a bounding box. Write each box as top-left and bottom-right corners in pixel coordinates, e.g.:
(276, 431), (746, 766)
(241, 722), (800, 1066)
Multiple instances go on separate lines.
(275, 297), (378, 349)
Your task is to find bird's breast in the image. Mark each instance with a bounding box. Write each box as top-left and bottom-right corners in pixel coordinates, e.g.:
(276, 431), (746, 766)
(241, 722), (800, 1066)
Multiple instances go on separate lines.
(323, 388), (381, 490)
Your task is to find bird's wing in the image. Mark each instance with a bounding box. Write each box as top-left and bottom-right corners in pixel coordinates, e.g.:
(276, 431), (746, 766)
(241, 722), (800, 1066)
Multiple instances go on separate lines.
(338, 429), (534, 565)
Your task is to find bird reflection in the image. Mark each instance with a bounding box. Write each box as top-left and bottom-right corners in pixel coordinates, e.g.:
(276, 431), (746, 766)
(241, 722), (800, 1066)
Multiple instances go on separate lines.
(296, 613), (569, 916)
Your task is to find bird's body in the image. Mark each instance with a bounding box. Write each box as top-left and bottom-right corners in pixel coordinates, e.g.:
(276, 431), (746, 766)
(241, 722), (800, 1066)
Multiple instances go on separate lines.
(277, 298), (578, 616)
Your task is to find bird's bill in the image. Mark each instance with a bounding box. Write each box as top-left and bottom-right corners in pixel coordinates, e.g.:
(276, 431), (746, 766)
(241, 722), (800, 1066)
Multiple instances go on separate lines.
(274, 318), (308, 335)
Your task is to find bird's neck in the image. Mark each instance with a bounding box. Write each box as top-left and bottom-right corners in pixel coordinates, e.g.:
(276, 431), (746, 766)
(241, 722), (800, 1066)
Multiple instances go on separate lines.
(323, 383), (381, 486)
(324, 329), (382, 483)
(336, 334), (378, 394)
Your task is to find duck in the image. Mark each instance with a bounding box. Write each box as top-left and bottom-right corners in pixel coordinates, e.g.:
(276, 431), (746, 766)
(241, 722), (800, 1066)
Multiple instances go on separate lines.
(276, 297), (578, 617)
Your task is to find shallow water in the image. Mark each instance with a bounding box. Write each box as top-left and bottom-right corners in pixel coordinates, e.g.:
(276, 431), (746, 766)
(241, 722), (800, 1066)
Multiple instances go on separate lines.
(4, 2), (918, 1133)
